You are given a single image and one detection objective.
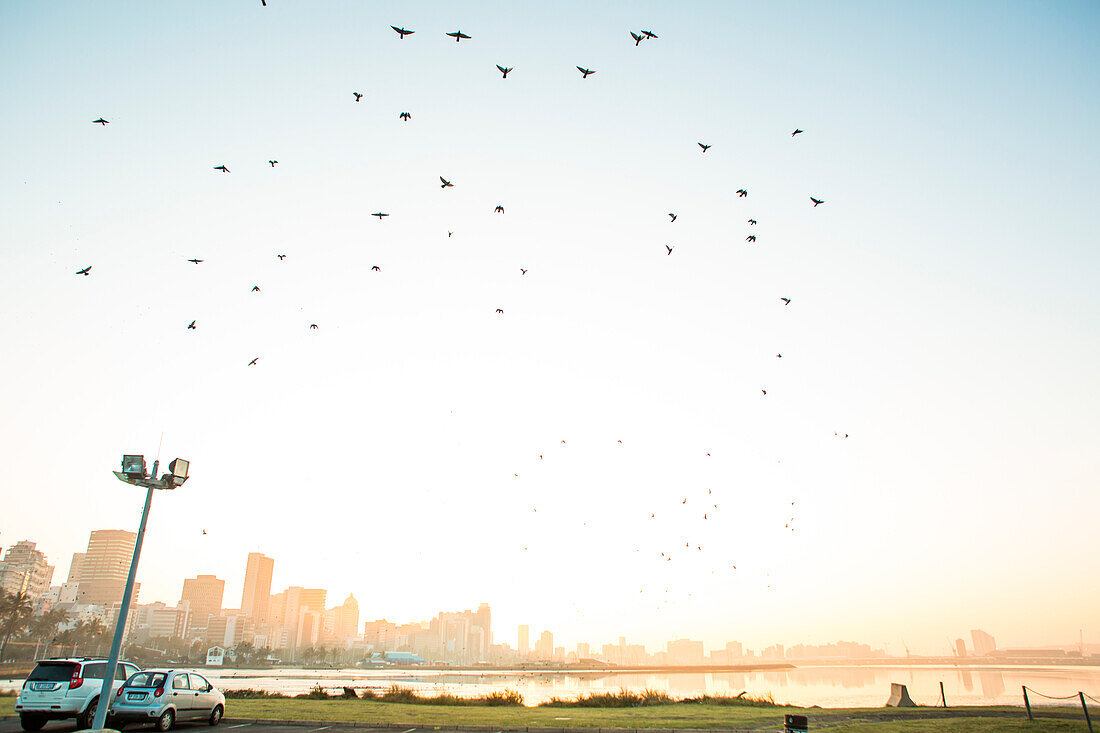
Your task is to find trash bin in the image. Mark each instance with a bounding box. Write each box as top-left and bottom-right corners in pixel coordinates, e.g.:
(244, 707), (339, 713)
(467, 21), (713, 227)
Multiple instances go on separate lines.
(784, 714), (809, 732)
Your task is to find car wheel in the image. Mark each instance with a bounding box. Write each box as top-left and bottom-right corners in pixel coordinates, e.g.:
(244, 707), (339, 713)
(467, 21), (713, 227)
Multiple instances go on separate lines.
(209, 705), (223, 726)
(77, 698), (98, 729)
(19, 713), (47, 731)
(157, 709), (175, 732)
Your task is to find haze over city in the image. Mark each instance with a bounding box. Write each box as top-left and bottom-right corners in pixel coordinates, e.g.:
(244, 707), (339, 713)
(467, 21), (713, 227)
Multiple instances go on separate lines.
(2, 0), (1098, 664)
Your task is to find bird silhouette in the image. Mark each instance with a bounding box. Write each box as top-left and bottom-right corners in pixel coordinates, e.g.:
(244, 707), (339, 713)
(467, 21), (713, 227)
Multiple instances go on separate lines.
(761, 389), (767, 395)
(92, 118), (109, 125)
(746, 235), (756, 242)
(391, 26), (414, 38)
(371, 265), (380, 272)
(202, 529), (207, 535)
(641, 30), (658, 38)
(737, 189), (748, 197)
(187, 320), (196, 330)
(310, 324), (318, 329)
(75, 266), (91, 276)
(252, 286), (260, 292)
(353, 92), (363, 102)
(576, 66), (596, 78)
(668, 213), (677, 222)
(399, 112), (411, 121)
(630, 32), (644, 46)
(666, 244), (674, 255)
(187, 258), (203, 264)
(496, 65), (513, 78)
(248, 358), (258, 366)
(698, 142), (711, 152)
(495, 205), (504, 213)
(520, 268), (527, 275)
(792, 129), (803, 136)
(561, 440), (567, 445)
(213, 165), (230, 173)
(780, 297), (791, 305)
(748, 219), (757, 225)
(811, 196), (825, 207)
(446, 30), (471, 42)
(447, 231), (453, 238)
(372, 212), (388, 219)
(776, 353), (783, 358)
(277, 254), (286, 260)
(268, 160), (278, 167)
(440, 177), (453, 188)
(495, 308), (504, 314)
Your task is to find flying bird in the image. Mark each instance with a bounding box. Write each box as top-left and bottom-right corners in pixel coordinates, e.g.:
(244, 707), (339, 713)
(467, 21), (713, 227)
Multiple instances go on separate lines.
(268, 160), (278, 167)
(391, 26), (414, 38)
(668, 213), (677, 222)
(353, 92), (363, 102)
(737, 189), (748, 197)
(75, 266), (91, 276)
(665, 244), (674, 255)
(202, 530), (207, 535)
(92, 118), (109, 125)
(371, 265), (380, 271)
(698, 142), (711, 152)
(520, 269), (527, 275)
(213, 165), (230, 173)
(372, 212), (388, 219)
(440, 177), (453, 188)
(811, 197), (825, 207)
(399, 111), (411, 120)
(630, 32), (644, 46)
(495, 308), (504, 314)
(447, 231), (453, 238)
(792, 129), (803, 136)
(496, 65), (513, 78)
(248, 358), (258, 366)
(576, 66), (596, 78)
(252, 286), (260, 292)
(277, 254), (286, 260)
(776, 353), (782, 358)
(187, 320), (196, 330)
(761, 389), (767, 396)
(641, 30), (658, 38)
(310, 324), (318, 329)
(446, 30), (471, 42)
(780, 297), (791, 305)
(748, 219), (757, 225)
(495, 205), (504, 213)
(746, 235), (756, 242)
(187, 258), (203, 264)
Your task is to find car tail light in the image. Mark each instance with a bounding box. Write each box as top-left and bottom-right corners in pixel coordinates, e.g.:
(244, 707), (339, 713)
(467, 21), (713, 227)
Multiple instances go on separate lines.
(154, 687), (164, 698)
(69, 669), (83, 689)
(117, 687), (126, 697)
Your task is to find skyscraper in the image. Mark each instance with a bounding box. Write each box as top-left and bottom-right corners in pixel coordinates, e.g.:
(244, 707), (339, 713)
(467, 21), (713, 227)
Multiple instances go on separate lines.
(180, 575), (225, 636)
(331, 594), (360, 641)
(240, 552), (274, 623)
(0, 540), (55, 599)
(518, 625), (529, 656)
(970, 629), (996, 656)
(536, 630), (553, 659)
(73, 530), (140, 606)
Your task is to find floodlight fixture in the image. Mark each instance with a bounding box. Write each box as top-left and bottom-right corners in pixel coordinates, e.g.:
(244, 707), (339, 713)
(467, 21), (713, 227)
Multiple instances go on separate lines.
(121, 454), (146, 479)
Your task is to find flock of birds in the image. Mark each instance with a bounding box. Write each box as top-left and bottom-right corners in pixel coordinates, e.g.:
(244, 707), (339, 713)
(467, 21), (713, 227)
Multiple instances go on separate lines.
(73, 14), (842, 602)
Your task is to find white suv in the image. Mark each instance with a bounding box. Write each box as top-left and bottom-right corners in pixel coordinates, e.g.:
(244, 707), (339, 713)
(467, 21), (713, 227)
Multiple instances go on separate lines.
(14, 658), (142, 731)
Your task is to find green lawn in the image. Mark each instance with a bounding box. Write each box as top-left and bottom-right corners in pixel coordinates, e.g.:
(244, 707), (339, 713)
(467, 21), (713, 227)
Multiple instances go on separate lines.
(1, 697), (1087, 732)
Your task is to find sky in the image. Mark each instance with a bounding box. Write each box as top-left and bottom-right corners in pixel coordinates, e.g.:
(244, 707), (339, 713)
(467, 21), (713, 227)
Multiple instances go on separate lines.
(1, 0), (1098, 658)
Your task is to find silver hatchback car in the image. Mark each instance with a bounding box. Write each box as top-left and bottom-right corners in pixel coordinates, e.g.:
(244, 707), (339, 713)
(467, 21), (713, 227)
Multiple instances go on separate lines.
(108, 669), (225, 731)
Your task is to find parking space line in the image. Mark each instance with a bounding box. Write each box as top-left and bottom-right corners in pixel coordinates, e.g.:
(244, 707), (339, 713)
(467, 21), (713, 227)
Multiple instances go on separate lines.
(310, 726), (330, 732)
(402, 728), (417, 732)
(228, 724), (252, 728)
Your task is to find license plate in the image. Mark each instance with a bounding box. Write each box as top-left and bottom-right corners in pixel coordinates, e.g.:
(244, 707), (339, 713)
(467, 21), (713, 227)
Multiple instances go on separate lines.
(31, 683), (60, 692)
(127, 693), (146, 701)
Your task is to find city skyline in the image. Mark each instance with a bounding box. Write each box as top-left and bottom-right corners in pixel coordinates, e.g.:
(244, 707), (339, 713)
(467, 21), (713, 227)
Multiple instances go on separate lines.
(0, 531), (1088, 659)
(1, 0), (1098, 662)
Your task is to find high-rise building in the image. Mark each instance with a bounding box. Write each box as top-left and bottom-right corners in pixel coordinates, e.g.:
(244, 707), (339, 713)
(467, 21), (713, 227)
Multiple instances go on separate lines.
(726, 641), (743, 659)
(330, 594), (359, 642)
(280, 586), (326, 653)
(536, 630), (553, 659)
(576, 641), (590, 658)
(0, 541), (55, 599)
(970, 629), (996, 656)
(240, 553), (274, 623)
(66, 554), (85, 584)
(180, 575), (225, 636)
(667, 638), (705, 665)
(518, 625), (530, 656)
(72, 530), (140, 606)
(955, 638), (968, 658)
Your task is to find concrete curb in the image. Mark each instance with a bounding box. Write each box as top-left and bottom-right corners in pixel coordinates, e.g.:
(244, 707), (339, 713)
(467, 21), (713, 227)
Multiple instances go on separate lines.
(218, 721), (767, 733)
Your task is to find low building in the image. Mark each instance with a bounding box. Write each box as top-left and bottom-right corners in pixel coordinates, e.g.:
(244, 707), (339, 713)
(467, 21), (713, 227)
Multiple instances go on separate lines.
(206, 646), (226, 666)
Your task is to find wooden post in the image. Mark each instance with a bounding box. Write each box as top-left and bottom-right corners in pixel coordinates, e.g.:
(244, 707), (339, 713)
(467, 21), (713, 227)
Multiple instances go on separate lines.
(940, 681), (947, 708)
(1081, 691), (1093, 732)
(1023, 686), (1033, 722)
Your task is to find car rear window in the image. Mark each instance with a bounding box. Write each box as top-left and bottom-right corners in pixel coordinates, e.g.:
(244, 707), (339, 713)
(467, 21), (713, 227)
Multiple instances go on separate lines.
(82, 663), (106, 679)
(28, 663), (78, 682)
(127, 672), (167, 689)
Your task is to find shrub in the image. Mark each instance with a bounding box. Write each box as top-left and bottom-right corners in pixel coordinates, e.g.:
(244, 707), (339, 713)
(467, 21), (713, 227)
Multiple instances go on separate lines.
(224, 689), (289, 699)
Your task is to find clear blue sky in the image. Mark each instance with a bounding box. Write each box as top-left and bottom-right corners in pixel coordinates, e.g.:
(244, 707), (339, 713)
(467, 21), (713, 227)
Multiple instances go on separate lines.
(1, 1), (1097, 656)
